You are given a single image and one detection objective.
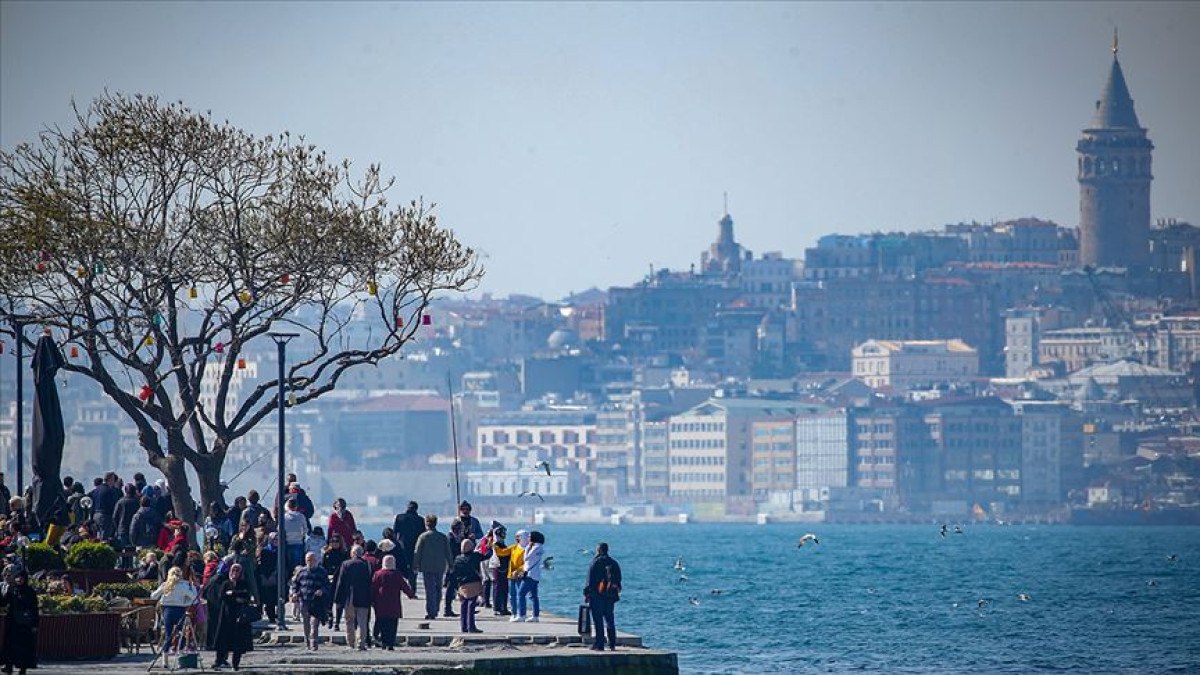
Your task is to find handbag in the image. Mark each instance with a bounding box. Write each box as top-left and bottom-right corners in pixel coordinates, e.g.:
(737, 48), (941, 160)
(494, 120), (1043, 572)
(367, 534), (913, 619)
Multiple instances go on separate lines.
(577, 603), (592, 635)
(457, 580), (484, 599)
(241, 603), (263, 624)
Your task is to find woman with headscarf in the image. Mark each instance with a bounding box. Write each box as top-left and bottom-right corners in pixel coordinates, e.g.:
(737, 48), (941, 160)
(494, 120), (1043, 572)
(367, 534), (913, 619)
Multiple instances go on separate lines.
(212, 563), (255, 671)
(150, 566), (200, 654)
(450, 539), (488, 634)
(322, 534), (348, 630)
(0, 569), (38, 675)
(370, 554), (415, 650)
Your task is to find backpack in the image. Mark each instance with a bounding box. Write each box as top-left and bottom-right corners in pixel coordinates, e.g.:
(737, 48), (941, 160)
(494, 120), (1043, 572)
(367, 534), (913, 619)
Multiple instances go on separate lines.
(596, 559), (621, 602)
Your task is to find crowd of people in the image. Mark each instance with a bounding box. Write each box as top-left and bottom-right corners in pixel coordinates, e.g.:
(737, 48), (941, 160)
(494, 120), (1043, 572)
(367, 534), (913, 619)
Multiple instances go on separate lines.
(0, 467), (627, 666)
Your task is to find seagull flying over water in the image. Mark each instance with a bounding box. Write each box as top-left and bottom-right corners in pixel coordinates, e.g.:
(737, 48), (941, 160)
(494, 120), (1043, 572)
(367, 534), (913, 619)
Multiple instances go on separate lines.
(940, 524), (948, 539)
(542, 556), (555, 571)
(1017, 593), (1032, 602)
(678, 574), (690, 583)
(710, 588), (723, 596)
(977, 599), (989, 609)
(534, 460), (552, 476)
(517, 491), (544, 502)
(688, 597), (701, 607)
(954, 525), (964, 535)
(1167, 554), (1179, 563)
(797, 533), (819, 547)
(578, 548), (593, 556)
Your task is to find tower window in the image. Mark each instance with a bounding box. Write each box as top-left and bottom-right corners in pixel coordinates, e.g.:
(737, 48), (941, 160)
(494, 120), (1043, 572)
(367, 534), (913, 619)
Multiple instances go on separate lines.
(1097, 159), (1106, 175)
(1084, 157), (1093, 175)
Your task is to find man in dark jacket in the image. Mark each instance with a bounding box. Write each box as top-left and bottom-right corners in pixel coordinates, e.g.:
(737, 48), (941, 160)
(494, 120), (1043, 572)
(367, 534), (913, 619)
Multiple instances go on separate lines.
(584, 542), (622, 651)
(411, 515), (453, 621)
(129, 497), (163, 548)
(392, 501), (424, 590)
(333, 545), (373, 650)
(0, 473), (11, 518)
(285, 474), (315, 521)
(240, 491), (268, 530)
(112, 484), (141, 547)
(88, 473), (122, 540)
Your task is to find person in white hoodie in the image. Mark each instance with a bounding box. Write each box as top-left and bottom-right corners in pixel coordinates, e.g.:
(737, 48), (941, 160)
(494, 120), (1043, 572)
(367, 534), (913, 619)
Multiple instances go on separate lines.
(516, 530), (545, 623)
(150, 566), (199, 653)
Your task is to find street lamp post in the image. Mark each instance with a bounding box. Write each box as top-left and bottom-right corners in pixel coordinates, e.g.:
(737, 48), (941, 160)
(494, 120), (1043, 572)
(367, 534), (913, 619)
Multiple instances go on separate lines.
(13, 321), (23, 496)
(269, 332), (298, 631)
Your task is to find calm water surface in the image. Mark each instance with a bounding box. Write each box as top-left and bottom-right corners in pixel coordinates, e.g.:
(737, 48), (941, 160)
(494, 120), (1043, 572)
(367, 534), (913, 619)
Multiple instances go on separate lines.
(519, 523), (1200, 674)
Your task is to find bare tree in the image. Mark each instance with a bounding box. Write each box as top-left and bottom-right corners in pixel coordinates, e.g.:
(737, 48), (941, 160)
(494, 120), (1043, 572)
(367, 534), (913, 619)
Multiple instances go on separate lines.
(0, 93), (482, 520)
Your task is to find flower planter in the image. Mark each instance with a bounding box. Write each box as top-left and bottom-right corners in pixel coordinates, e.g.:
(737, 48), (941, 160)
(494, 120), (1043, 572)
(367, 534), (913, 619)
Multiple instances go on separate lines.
(0, 612), (121, 660)
(64, 569), (133, 593)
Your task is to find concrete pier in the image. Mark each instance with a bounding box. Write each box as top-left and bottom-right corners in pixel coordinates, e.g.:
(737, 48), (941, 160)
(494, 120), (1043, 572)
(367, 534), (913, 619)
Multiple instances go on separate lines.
(33, 593), (678, 675)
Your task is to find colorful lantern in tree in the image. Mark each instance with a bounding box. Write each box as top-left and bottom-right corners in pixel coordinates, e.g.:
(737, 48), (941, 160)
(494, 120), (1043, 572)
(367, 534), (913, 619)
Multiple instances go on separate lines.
(287, 392), (297, 407)
(75, 266), (88, 278)
(214, 342), (224, 354)
(189, 285), (198, 299)
(239, 290), (252, 305)
(34, 261), (47, 274)
(237, 357), (247, 370)
(69, 346), (79, 358)
(279, 273), (290, 284)
(93, 261), (105, 275)
(422, 314), (432, 326)
(138, 385), (153, 402)
(395, 317), (403, 329)
(143, 335), (155, 347)
(367, 281), (378, 296)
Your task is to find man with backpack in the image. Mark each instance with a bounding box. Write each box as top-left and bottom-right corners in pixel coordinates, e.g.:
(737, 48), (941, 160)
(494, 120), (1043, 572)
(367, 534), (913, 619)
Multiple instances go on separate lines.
(583, 542), (622, 651)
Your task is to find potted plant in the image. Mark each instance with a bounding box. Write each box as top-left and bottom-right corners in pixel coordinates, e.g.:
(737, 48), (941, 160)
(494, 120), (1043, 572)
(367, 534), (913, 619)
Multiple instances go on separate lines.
(0, 594), (120, 660)
(64, 542), (130, 592)
(21, 542), (65, 573)
(92, 581), (154, 601)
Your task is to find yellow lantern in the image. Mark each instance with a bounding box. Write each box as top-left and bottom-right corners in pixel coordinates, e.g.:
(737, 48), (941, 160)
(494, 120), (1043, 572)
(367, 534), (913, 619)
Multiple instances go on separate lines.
(367, 281), (378, 296)
(189, 285), (198, 299)
(143, 335), (155, 347)
(76, 266), (88, 278)
(239, 290), (252, 305)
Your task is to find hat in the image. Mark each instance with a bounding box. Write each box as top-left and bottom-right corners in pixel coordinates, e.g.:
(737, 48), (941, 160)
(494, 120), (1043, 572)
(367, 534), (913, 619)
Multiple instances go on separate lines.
(459, 500), (472, 510)
(288, 482), (299, 492)
(378, 539), (395, 553)
(141, 486), (155, 498)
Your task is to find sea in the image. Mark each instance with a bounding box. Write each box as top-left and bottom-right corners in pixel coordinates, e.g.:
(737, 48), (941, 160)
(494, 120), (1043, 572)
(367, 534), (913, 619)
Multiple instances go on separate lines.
(519, 523), (1199, 674)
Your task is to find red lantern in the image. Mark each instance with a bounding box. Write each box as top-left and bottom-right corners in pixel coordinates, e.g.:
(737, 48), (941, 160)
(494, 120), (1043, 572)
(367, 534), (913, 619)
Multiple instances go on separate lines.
(34, 261), (47, 273)
(138, 385), (153, 402)
(69, 346), (79, 358)
(395, 317), (403, 329)
(237, 357), (247, 369)
(422, 314), (432, 326)
(214, 342), (224, 354)
(279, 274), (290, 284)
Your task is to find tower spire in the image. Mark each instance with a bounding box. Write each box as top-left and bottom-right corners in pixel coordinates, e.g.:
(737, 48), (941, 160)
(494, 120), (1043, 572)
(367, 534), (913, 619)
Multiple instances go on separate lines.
(1112, 27), (1118, 56)
(723, 191), (728, 216)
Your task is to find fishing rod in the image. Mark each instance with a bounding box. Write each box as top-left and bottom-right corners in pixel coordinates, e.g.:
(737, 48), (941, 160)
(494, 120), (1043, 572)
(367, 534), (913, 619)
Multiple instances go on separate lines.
(223, 453), (270, 489)
(447, 373), (461, 505)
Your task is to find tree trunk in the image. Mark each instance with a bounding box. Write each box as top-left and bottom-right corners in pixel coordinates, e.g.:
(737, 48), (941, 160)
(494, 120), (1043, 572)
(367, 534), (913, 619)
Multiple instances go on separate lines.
(194, 454), (226, 518)
(149, 453), (197, 529)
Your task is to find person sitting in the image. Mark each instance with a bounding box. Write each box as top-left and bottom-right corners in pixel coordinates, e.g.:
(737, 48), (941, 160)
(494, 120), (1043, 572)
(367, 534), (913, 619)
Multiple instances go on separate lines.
(135, 552), (162, 582)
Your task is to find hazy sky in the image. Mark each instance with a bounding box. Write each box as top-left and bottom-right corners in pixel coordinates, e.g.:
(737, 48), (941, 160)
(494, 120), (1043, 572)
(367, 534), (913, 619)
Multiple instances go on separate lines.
(3, 2), (1198, 300)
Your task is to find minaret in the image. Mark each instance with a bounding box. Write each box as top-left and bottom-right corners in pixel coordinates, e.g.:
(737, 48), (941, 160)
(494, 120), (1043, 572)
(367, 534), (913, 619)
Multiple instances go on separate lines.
(701, 195), (744, 277)
(1077, 29), (1153, 269)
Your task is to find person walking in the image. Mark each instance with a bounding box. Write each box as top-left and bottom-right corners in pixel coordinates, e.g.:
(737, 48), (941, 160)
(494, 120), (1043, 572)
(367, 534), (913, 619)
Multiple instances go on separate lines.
(333, 544), (373, 650)
(506, 530), (528, 621)
(212, 563), (255, 671)
(516, 530), (545, 623)
(392, 501), (423, 590)
(0, 570), (38, 675)
(411, 514), (453, 621)
(282, 497), (310, 570)
(449, 539), (488, 633)
(322, 534), (348, 630)
(112, 483), (140, 548)
(371, 554), (415, 650)
(584, 542), (623, 651)
(327, 498), (356, 549)
(291, 551), (332, 651)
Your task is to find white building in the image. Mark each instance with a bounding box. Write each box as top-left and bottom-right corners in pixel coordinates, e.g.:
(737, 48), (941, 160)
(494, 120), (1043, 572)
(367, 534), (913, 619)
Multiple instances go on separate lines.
(1038, 326), (1136, 373)
(795, 408), (851, 503)
(852, 339), (979, 390)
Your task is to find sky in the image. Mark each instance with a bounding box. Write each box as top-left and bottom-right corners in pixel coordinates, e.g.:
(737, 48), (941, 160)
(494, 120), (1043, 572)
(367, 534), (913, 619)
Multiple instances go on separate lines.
(2, 2), (1198, 301)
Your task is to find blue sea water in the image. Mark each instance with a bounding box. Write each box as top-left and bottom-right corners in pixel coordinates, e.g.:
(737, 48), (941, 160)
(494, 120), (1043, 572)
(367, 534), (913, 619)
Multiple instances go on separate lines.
(524, 523), (1200, 674)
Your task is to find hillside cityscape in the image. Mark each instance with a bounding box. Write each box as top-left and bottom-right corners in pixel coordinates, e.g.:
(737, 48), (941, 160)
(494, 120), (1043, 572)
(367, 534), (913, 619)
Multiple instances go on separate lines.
(2, 39), (1197, 527)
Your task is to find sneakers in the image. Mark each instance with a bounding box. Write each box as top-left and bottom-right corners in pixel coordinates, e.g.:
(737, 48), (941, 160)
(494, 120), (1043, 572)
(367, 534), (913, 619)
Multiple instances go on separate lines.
(526, 616), (539, 623)
(509, 615), (523, 622)
(469, 628), (483, 633)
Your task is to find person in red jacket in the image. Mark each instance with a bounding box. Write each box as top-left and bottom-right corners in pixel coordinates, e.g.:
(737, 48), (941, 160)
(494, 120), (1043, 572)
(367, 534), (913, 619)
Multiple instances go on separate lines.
(327, 498), (356, 548)
(370, 555), (415, 650)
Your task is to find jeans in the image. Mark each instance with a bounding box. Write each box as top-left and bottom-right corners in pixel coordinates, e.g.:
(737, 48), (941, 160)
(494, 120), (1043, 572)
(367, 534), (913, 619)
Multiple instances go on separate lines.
(589, 595), (617, 649)
(460, 596), (478, 632)
(286, 543), (305, 569)
(517, 578), (539, 618)
(421, 572), (442, 619)
(344, 604), (370, 648)
(509, 577), (522, 615)
(443, 572), (459, 614)
(161, 605), (186, 652)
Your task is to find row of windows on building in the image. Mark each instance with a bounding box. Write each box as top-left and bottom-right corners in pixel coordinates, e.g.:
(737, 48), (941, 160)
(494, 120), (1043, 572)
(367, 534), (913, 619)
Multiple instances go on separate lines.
(670, 455), (726, 466)
(669, 474), (724, 485)
(479, 429), (589, 445)
(669, 438), (726, 449)
(670, 422), (726, 433)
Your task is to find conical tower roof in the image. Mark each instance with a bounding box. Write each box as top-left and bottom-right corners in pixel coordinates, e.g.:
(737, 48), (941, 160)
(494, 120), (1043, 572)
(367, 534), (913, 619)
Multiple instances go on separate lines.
(1089, 55), (1141, 130)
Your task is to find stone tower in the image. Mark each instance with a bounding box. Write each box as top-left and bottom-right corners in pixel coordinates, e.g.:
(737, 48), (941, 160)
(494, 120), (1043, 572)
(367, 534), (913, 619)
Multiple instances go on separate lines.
(1077, 31), (1153, 269)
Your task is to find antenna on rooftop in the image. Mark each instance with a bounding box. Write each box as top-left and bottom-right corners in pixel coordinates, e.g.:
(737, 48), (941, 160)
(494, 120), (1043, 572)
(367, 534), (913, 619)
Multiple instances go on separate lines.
(723, 191), (729, 216)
